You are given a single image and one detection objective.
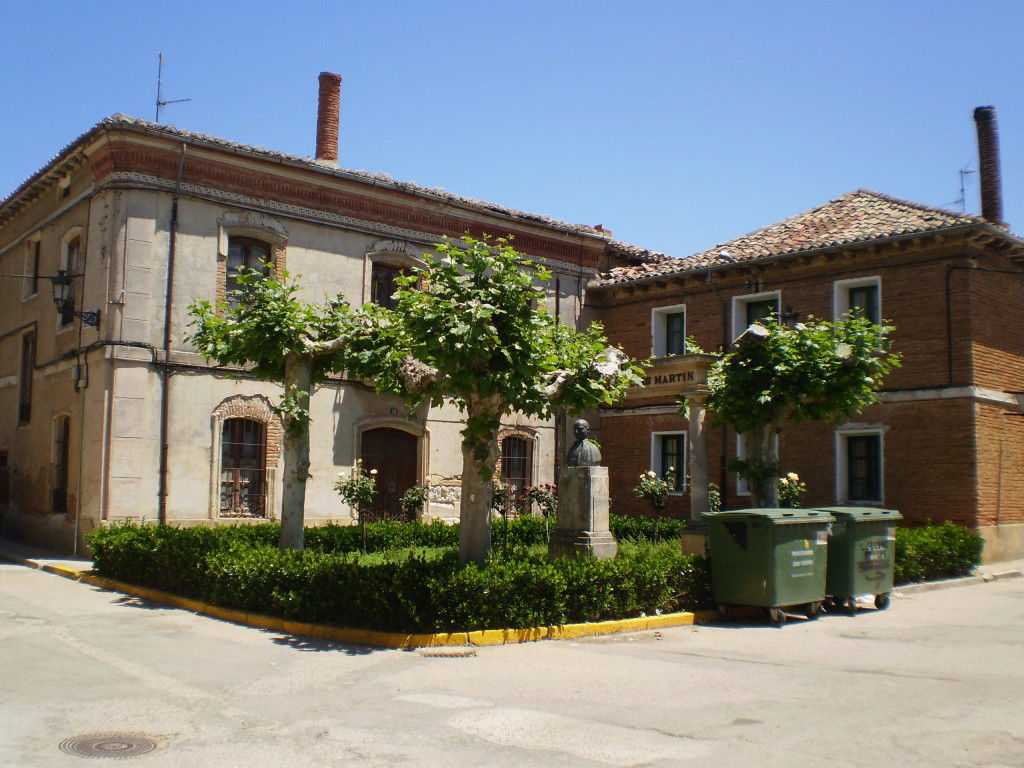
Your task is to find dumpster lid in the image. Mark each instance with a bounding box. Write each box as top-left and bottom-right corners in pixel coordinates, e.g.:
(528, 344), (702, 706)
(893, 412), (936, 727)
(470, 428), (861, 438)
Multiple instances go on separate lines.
(814, 506), (902, 521)
(702, 508), (835, 524)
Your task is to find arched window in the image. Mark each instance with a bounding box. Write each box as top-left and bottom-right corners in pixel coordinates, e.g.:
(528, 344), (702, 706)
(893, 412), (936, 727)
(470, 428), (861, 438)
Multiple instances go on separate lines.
(219, 418), (267, 517)
(226, 237), (271, 307)
(370, 262), (404, 309)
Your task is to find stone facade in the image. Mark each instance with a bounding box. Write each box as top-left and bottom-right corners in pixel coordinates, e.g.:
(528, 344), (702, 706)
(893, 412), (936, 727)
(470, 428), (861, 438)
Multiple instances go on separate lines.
(0, 116), (624, 553)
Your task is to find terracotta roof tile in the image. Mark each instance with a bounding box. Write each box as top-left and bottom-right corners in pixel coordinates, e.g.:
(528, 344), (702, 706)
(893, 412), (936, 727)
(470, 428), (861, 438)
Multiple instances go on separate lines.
(599, 190), (988, 285)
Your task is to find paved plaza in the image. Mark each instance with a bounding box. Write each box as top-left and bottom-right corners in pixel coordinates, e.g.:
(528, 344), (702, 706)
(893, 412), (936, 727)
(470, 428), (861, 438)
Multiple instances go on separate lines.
(1, 561), (1022, 767)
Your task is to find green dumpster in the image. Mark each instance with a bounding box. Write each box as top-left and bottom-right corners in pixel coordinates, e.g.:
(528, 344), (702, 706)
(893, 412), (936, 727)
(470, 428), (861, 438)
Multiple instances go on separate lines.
(703, 508), (834, 625)
(817, 507), (902, 614)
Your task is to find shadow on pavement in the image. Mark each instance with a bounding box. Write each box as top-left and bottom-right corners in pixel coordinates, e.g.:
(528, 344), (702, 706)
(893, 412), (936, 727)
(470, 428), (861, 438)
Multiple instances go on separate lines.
(270, 633), (402, 655)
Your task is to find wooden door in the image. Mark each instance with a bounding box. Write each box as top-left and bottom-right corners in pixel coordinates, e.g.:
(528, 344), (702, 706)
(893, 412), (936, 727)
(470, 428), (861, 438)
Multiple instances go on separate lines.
(360, 428), (419, 522)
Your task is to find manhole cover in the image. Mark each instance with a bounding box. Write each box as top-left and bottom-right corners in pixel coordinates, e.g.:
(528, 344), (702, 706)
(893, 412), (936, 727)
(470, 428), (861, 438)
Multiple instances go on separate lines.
(59, 734), (158, 759)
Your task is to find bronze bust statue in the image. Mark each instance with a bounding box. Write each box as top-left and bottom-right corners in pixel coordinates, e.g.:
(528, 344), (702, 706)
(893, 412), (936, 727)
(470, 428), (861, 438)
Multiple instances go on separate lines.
(566, 419), (601, 467)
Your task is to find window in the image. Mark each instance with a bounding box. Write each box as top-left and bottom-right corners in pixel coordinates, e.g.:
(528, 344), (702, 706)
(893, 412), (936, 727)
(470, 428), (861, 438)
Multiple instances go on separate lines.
(500, 436), (533, 498)
(219, 418), (267, 517)
(732, 291), (781, 338)
(834, 276), (881, 325)
(650, 304), (686, 357)
(837, 429), (883, 504)
(18, 332), (35, 424)
(59, 237), (80, 327)
(52, 416), (70, 514)
(371, 263), (404, 309)
(735, 432), (779, 496)
(226, 237), (271, 307)
(651, 432), (686, 492)
(24, 240), (40, 298)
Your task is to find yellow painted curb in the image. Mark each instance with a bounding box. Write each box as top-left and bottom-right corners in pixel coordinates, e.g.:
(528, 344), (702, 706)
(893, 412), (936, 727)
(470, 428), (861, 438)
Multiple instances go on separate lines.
(36, 562), (701, 649)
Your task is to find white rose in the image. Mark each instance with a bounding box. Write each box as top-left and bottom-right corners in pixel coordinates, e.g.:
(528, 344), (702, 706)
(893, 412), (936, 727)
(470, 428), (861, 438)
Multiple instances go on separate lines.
(370, 469), (378, 475)
(787, 472), (799, 481)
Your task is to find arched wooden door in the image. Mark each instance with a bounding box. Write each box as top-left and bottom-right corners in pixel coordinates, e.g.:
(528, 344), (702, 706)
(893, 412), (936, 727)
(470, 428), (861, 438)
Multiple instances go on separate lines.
(360, 427), (419, 522)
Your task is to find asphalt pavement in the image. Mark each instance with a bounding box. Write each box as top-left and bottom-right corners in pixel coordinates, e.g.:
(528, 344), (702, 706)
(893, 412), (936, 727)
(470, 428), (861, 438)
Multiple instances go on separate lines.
(1, 554), (1022, 767)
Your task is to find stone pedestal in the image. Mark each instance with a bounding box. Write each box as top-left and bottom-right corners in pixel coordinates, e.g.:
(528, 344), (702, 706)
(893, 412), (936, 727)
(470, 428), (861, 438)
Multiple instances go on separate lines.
(549, 466), (617, 559)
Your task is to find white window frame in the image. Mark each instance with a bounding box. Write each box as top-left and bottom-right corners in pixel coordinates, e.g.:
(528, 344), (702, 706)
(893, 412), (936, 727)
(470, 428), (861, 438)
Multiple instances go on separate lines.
(833, 275), (881, 323)
(835, 426), (885, 505)
(734, 432), (779, 496)
(650, 431), (687, 494)
(731, 290), (781, 340)
(650, 303), (687, 358)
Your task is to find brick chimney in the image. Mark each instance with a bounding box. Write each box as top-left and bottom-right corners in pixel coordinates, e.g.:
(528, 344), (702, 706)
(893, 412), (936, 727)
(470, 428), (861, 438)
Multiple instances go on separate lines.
(973, 106), (1005, 227)
(315, 72), (342, 166)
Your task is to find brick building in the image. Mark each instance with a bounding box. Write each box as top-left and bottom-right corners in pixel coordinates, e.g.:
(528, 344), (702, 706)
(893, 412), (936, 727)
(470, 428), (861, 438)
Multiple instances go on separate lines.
(589, 110), (1024, 562)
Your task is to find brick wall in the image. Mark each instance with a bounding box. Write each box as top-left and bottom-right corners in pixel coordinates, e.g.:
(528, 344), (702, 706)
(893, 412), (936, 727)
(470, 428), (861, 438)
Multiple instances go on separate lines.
(975, 401), (1024, 527)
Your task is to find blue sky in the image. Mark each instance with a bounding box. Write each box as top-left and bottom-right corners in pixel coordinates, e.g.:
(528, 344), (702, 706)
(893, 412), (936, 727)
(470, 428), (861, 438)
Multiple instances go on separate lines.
(2, 1), (1022, 257)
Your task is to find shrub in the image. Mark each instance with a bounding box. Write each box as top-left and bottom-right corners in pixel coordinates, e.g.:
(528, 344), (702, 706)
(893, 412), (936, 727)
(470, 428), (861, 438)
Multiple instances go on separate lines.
(894, 522), (983, 584)
(87, 520), (713, 633)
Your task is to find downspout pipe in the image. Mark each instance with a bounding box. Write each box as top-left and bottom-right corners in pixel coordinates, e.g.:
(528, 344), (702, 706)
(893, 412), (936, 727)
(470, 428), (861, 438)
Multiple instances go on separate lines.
(158, 144), (187, 524)
(705, 266), (730, 506)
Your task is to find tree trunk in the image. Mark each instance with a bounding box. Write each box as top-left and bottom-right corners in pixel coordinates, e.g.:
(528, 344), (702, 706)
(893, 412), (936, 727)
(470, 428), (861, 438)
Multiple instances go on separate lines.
(746, 423), (780, 508)
(280, 356), (313, 551)
(458, 397), (501, 565)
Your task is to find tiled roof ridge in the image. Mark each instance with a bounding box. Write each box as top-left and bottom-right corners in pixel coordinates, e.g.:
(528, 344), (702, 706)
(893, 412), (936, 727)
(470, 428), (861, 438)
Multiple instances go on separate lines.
(597, 188), (1009, 286)
(2, 113), (616, 238)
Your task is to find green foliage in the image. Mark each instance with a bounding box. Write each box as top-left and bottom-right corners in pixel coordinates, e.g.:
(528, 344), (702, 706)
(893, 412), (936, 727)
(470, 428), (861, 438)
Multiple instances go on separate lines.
(333, 459), (378, 509)
(344, 235), (644, 450)
(400, 485), (430, 518)
(894, 522), (984, 584)
(707, 482), (721, 513)
(87, 520), (712, 632)
(777, 472), (807, 507)
(634, 470), (674, 511)
(610, 514), (688, 541)
(707, 314), (901, 435)
(187, 265), (356, 396)
(524, 483), (558, 518)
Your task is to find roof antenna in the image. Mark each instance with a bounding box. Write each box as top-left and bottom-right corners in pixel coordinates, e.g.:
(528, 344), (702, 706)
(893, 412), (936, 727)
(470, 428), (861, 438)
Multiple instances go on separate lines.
(957, 163), (975, 213)
(155, 52), (192, 123)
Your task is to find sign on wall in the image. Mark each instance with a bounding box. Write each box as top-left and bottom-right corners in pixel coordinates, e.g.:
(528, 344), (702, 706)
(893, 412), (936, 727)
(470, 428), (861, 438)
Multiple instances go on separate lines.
(624, 353), (717, 400)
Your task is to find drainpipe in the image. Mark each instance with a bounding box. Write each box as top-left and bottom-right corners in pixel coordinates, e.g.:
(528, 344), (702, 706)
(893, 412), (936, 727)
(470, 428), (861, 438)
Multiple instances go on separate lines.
(72, 196), (94, 554)
(157, 144), (187, 524)
(705, 267), (730, 506)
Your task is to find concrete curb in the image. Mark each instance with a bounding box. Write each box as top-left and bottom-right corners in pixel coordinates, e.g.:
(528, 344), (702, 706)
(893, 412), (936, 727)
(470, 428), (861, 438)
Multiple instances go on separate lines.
(2, 553), (704, 648)
(896, 568), (1023, 595)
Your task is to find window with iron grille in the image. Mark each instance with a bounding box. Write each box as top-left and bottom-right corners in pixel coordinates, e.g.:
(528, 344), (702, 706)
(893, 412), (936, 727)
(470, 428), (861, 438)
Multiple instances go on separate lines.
(226, 237), (271, 308)
(501, 436), (533, 498)
(220, 418), (267, 517)
(371, 263), (404, 309)
(52, 416), (70, 514)
(18, 332), (34, 424)
(665, 312), (686, 355)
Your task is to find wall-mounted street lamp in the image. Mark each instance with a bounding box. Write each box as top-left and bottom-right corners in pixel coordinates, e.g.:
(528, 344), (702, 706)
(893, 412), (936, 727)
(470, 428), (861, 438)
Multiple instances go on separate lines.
(50, 270), (100, 328)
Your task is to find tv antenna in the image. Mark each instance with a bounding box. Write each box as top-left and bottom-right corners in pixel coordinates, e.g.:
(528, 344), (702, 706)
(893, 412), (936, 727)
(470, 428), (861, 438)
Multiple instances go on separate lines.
(155, 52), (191, 122)
(956, 163), (975, 213)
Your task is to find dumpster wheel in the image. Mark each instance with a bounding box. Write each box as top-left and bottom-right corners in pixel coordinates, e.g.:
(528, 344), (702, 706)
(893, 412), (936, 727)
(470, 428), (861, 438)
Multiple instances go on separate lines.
(766, 607), (787, 626)
(803, 601), (823, 620)
(845, 597), (857, 616)
(874, 592), (891, 610)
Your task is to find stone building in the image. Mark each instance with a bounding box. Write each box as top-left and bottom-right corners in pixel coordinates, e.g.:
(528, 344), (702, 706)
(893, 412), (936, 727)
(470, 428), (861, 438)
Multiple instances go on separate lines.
(0, 73), (642, 552)
(590, 108), (1024, 562)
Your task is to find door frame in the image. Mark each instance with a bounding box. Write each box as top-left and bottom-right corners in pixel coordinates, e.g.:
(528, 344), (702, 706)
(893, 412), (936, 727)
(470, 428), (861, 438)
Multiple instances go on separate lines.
(354, 417), (429, 517)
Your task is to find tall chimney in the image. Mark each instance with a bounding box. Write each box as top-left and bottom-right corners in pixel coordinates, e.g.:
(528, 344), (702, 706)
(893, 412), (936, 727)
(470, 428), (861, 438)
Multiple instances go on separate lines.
(973, 106), (1005, 227)
(315, 72), (342, 166)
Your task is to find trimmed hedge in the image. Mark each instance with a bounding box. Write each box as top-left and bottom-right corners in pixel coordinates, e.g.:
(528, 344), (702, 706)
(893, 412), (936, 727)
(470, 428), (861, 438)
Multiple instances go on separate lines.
(88, 521), (712, 632)
(894, 522), (983, 584)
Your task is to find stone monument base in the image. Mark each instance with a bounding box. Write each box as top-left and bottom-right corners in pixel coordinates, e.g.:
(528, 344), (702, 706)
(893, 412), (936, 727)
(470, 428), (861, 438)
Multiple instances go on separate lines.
(548, 465), (617, 560)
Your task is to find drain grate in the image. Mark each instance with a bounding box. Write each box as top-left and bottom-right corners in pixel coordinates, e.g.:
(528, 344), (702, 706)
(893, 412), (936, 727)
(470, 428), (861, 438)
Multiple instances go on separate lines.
(59, 734), (158, 760)
(418, 648), (477, 658)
